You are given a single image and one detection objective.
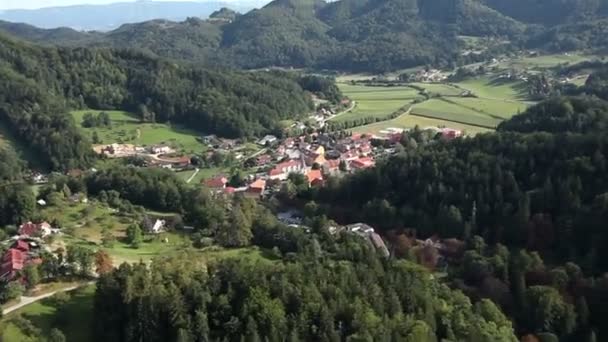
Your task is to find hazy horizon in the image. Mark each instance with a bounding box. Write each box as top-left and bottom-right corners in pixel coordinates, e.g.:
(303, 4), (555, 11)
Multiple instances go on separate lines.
(0, 0), (268, 11)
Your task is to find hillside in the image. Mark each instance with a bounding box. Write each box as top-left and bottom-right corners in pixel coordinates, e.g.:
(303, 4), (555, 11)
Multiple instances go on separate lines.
(1, 0), (608, 72)
(0, 32), (314, 170)
(0, 0), (528, 72)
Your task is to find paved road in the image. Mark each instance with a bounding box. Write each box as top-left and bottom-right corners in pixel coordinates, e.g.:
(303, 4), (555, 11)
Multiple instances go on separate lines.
(2, 282), (93, 315)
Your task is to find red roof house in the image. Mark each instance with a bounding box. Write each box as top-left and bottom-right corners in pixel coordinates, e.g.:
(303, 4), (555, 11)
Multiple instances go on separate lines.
(0, 248), (26, 280)
(306, 169), (323, 185)
(351, 157), (375, 170)
(246, 179), (266, 198)
(19, 221), (52, 237)
(204, 176), (228, 189)
(14, 240), (29, 252)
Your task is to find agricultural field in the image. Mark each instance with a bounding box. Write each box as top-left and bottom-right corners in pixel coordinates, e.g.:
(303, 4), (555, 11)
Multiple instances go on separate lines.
(333, 84), (421, 122)
(409, 82), (464, 96)
(411, 99), (503, 128)
(445, 98), (528, 119)
(498, 53), (599, 71)
(455, 76), (529, 101)
(352, 114), (492, 136)
(71, 110), (206, 154)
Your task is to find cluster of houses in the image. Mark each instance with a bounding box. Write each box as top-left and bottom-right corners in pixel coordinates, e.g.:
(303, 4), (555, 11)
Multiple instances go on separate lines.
(0, 221), (58, 282)
(92, 143), (192, 170)
(204, 132), (385, 198)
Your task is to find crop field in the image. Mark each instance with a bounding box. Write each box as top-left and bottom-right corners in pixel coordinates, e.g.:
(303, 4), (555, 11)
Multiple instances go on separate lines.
(71, 110), (205, 154)
(446, 98), (528, 119)
(409, 82), (463, 96)
(410, 99), (495, 128)
(352, 114), (492, 136)
(333, 84), (421, 122)
(456, 76), (528, 101)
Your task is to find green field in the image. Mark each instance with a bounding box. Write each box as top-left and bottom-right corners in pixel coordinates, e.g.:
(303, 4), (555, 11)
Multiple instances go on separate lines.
(71, 110), (205, 154)
(456, 76), (528, 101)
(446, 98), (528, 119)
(499, 53), (599, 70)
(411, 99), (501, 128)
(352, 114), (492, 136)
(1, 285), (96, 342)
(333, 84), (420, 122)
(409, 83), (463, 96)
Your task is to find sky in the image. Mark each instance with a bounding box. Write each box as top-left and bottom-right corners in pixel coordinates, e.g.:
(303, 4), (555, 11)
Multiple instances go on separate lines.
(0, 0), (253, 10)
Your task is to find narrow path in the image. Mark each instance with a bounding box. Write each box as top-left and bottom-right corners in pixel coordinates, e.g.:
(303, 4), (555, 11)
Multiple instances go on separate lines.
(325, 100), (356, 122)
(2, 282), (94, 316)
(186, 168), (200, 183)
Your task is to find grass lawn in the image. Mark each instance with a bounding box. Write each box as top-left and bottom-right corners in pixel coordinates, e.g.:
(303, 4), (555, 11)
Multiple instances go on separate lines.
(333, 84), (420, 122)
(352, 114), (492, 136)
(1, 285), (96, 342)
(40, 200), (132, 244)
(71, 110), (206, 154)
(411, 99), (502, 128)
(455, 76), (529, 101)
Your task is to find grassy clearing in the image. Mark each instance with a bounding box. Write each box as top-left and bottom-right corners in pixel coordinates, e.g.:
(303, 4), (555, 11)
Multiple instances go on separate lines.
(352, 114), (492, 136)
(71, 110), (206, 154)
(40, 201), (131, 244)
(455, 76), (529, 101)
(333, 84), (420, 122)
(1, 285), (96, 342)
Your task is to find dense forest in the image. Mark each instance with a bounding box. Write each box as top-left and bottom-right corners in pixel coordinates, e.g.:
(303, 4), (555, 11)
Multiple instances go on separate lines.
(2, 0), (607, 72)
(0, 147), (35, 226)
(94, 240), (519, 341)
(0, 32), (317, 169)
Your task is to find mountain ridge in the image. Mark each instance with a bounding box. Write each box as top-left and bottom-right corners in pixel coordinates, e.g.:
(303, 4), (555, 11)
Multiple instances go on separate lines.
(1, 0), (607, 72)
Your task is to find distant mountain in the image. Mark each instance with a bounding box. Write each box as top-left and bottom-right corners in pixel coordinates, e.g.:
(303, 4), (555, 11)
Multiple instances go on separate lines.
(0, 1), (260, 31)
(2, 0), (607, 72)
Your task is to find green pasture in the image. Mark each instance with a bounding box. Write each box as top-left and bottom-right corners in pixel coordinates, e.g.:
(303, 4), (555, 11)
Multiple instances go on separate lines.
(455, 76), (529, 101)
(333, 84), (420, 122)
(409, 83), (463, 96)
(411, 99), (500, 128)
(71, 110), (205, 154)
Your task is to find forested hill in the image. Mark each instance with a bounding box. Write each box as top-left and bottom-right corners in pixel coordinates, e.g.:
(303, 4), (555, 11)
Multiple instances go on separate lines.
(0, 32), (314, 170)
(2, 0), (608, 71)
(0, 0), (526, 72)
